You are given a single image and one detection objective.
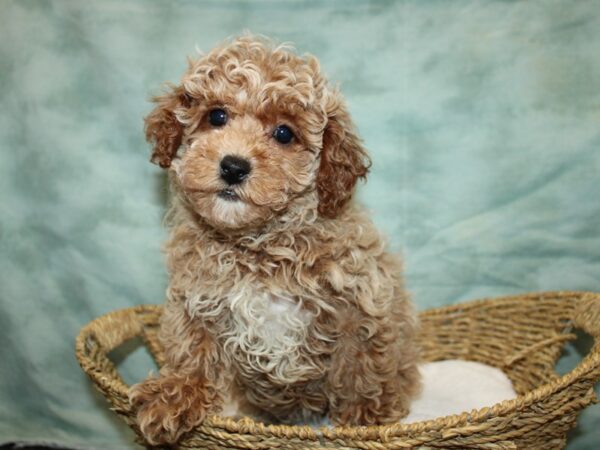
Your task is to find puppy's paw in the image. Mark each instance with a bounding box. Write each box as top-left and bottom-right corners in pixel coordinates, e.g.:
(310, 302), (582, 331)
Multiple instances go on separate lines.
(129, 375), (210, 445)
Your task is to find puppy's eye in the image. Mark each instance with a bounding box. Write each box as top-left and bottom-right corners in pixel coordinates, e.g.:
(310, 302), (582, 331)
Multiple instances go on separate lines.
(208, 109), (228, 127)
(273, 125), (295, 144)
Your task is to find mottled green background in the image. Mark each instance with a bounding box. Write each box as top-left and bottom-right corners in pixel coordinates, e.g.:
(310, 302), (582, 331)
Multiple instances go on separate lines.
(1, 0), (599, 448)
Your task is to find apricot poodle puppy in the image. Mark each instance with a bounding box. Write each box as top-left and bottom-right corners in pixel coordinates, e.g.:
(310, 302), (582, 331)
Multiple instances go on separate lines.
(130, 36), (420, 445)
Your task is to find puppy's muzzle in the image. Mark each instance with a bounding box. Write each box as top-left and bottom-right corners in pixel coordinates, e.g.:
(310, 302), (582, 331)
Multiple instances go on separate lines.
(220, 155), (251, 185)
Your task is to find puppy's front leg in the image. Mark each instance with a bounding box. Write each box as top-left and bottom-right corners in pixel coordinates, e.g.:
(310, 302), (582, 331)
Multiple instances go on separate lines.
(325, 310), (420, 426)
(129, 302), (227, 445)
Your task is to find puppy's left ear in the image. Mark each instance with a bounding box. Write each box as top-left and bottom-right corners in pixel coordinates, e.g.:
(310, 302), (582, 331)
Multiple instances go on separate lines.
(316, 91), (371, 218)
(145, 85), (190, 169)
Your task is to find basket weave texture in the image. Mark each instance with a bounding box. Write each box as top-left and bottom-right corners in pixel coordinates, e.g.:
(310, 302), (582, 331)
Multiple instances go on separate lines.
(76, 291), (600, 449)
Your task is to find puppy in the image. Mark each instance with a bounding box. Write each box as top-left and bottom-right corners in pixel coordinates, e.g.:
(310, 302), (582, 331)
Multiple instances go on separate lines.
(130, 35), (420, 445)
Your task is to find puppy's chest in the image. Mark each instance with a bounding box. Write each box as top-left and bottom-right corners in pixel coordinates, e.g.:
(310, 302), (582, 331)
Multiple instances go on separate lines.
(187, 286), (322, 384)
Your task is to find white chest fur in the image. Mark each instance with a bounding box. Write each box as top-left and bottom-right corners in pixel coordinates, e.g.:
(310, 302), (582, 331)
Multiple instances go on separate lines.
(226, 289), (314, 384)
(186, 287), (317, 385)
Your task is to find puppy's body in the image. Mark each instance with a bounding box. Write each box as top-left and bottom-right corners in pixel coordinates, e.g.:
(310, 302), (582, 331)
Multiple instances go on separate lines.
(130, 36), (420, 445)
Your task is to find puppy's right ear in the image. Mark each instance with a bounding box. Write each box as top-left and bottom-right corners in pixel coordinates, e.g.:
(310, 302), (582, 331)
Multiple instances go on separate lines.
(145, 85), (190, 169)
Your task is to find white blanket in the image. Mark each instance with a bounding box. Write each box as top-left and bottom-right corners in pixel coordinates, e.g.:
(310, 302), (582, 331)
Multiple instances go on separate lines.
(404, 360), (516, 423)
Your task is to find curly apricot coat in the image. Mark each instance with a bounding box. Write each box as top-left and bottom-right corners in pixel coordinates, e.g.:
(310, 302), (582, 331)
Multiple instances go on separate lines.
(129, 36), (421, 446)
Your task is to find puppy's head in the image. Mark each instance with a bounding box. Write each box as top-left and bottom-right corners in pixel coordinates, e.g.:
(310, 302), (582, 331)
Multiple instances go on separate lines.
(146, 36), (370, 229)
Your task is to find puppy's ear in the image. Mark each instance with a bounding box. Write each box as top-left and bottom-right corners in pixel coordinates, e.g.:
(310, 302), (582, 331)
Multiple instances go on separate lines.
(316, 92), (371, 218)
(145, 85), (190, 169)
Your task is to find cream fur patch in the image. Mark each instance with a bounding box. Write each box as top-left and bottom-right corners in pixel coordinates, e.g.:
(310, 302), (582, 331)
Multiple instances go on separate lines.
(185, 287), (316, 385)
(213, 197), (249, 226)
(223, 289), (315, 385)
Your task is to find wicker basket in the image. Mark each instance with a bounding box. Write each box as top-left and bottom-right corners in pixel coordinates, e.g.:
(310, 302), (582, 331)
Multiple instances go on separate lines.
(76, 291), (600, 449)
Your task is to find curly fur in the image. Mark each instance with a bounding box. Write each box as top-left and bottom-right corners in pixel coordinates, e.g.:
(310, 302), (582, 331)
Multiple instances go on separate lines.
(129, 35), (421, 446)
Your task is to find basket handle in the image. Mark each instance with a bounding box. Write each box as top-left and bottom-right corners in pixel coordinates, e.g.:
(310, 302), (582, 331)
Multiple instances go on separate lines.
(572, 292), (600, 405)
(573, 292), (600, 339)
(75, 306), (162, 411)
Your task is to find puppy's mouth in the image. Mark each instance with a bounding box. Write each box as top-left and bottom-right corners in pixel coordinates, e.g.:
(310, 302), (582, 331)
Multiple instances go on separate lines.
(217, 188), (240, 202)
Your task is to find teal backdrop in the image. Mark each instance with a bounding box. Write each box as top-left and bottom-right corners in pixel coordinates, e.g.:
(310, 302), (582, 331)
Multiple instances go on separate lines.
(1, 0), (599, 448)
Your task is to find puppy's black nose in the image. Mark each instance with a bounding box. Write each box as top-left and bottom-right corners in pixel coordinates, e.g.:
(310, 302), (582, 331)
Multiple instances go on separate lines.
(220, 155), (251, 185)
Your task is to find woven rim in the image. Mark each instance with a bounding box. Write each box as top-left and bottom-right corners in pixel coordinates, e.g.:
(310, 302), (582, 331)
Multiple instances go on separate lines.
(75, 291), (600, 446)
